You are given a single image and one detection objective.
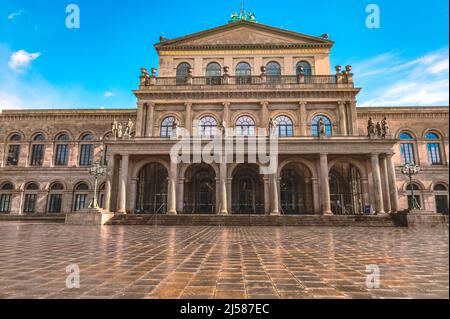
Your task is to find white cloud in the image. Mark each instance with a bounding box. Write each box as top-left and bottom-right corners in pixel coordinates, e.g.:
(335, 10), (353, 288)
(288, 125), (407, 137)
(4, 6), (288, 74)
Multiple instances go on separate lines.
(353, 48), (449, 107)
(8, 50), (41, 72)
(104, 91), (116, 98)
(8, 9), (24, 20)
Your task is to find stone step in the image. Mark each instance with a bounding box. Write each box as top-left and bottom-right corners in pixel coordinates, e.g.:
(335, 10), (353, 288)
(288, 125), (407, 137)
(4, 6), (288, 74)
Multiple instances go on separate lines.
(105, 214), (399, 227)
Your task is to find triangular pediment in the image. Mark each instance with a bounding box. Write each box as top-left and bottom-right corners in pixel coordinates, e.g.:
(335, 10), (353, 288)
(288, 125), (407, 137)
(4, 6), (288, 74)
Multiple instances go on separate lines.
(155, 21), (332, 50)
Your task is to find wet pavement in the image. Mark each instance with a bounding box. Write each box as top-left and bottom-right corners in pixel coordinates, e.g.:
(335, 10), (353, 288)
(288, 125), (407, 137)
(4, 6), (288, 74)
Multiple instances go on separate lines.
(0, 223), (448, 299)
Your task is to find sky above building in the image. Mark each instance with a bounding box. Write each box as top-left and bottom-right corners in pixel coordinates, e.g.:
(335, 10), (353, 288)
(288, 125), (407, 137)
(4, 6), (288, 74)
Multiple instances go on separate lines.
(0, 0), (448, 110)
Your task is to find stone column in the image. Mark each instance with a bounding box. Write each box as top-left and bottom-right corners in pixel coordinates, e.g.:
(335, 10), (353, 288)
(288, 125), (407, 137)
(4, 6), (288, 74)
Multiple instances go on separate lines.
(117, 154), (129, 214)
(128, 178), (138, 213)
(348, 100), (358, 136)
(146, 102), (155, 137)
(185, 102), (192, 134)
(135, 102), (144, 137)
(380, 156), (392, 213)
(361, 178), (370, 206)
(177, 178), (184, 214)
(299, 101), (307, 136)
(370, 153), (385, 214)
(167, 160), (177, 215)
(386, 153), (399, 213)
(312, 178), (320, 214)
(263, 176), (270, 215)
(103, 153), (115, 212)
(222, 102), (231, 125)
(270, 173), (280, 215)
(219, 161), (228, 214)
(338, 101), (347, 136)
(227, 178), (232, 214)
(320, 153), (332, 215)
(261, 101), (269, 135)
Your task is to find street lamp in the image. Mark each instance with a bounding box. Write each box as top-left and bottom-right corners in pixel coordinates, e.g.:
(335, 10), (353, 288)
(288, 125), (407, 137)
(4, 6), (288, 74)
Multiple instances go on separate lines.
(400, 163), (421, 211)
(88, 161), (107, 209)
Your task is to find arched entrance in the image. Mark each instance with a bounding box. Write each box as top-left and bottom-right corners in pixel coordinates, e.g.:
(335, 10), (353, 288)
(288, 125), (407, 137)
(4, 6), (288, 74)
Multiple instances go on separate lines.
(136, 163), (168, 214)
(184, 164), (216, 214)
(280, 163), (313, 214)
(232, 164), (264, 214)
(329, 163), (363, 215)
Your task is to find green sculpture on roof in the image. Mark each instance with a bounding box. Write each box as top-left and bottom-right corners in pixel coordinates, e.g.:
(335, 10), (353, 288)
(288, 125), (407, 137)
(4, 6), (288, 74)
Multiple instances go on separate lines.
(228, 1), (258, 23)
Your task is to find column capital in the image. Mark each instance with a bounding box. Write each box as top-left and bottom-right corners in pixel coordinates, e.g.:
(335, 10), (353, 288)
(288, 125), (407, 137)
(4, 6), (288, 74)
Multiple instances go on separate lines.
(184, 101), (192, 108)
(299, 100), (307, 107)
(260, 101), (269, 107)
(222, 101), (231, 107)
(337, 100), (346, 106)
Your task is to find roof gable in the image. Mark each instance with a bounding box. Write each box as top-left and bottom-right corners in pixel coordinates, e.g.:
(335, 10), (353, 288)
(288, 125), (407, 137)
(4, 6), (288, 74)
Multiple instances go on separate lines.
(155, 21), (333, 51)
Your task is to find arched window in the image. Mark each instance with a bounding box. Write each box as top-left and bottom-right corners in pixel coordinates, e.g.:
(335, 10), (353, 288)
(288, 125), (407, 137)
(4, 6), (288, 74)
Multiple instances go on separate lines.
(176, 62), (191, 85)
(30, 134), (45, 166)
(296, 61), (312, 77)
(312, 115), (332, 137)
(0, 182), (14, 213)
(266, 61), (281, 84)
(23, 182), (39, 213)
(47, 183), (64, 213)
(198, 116), (218, 137)
(54, 134), (70, 166)
(236, 116), (255, 136)
(79, 133), (93, 166)
(275, 115), (294, 137)
(6, 134), (21, 166)
(399, 132), (415, 164)
(9, 134), (21, 141)
(205, 62), (222, 85)
(434, 183), (448, 215)
(235, 62), (252, 84)
(73, 182), (90, 211)
(160, 116), (175, 137)
(425, 132), (442, 165)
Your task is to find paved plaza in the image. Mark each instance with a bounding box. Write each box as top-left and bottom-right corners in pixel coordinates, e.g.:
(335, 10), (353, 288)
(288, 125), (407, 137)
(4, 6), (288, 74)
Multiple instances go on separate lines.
(0, 222), (448, 299)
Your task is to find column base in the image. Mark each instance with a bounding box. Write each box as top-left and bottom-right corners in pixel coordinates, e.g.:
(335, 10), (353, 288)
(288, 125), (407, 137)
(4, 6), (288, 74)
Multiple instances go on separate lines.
(167, 211), (177, 215)
(270, 211), (281, 216)
(323, 211), (333, 216)
(218, 211), (229, 215)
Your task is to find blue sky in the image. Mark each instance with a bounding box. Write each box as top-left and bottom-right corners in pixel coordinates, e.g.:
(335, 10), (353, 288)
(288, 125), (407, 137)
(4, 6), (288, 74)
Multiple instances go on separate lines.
(0, 0), (448, 110)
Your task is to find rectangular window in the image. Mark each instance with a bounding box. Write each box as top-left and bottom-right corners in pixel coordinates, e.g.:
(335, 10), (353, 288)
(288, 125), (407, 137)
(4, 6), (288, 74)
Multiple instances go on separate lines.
(30, 144), (44, 166)
(48, 194), (62, 213)
(103, 145), (108, 166)
(427, 143), (442, 165)
(55, 144), (69, 166)
(6, 145), (20, 166)
(400, 143), (415, 164)
(74, 194), (87, 211)
(0, 194), (12, 213)
(79, 144), (93, 166)
(23, 194), (37, 213)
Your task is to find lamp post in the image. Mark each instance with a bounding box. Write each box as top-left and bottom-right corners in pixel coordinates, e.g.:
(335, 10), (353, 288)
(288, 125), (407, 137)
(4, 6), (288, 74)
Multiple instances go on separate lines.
(88, 161), (107, 209)
(400, 163), (421, 211)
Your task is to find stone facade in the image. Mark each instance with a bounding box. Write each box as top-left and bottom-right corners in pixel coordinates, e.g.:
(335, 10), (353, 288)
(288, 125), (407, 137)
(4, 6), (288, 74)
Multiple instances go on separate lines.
(0, 20), (448, 216)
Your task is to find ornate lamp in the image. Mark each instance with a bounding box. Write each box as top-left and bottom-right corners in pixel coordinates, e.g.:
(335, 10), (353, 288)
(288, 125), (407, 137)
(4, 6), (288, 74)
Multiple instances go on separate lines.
(400, 163), (421, 211)
(88, 161), (107, 209)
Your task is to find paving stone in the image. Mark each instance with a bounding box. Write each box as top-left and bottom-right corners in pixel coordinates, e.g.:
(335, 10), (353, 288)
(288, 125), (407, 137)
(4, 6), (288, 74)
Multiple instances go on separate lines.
(0, 223), (447, 299)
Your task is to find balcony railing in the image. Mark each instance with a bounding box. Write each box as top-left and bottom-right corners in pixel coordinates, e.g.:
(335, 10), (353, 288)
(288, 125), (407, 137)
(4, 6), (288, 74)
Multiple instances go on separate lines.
(138, 74), (354, 90)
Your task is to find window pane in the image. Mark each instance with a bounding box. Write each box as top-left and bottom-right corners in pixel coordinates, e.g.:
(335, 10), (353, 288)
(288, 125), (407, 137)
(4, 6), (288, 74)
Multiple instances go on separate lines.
(23, 194), (36, 213)
(30, 144), (44, 166)
(6, 145), (20, 166)
(427, 143), (441, 165)
(312, 115), (332, 137)
(55, 144), (69, 166)
(74, 194), (88, 211)
(48, 194), (62, 213)
(0, 194), (12, 213)
(401, 143), (415, 164)
(79, 144), (93, 166)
